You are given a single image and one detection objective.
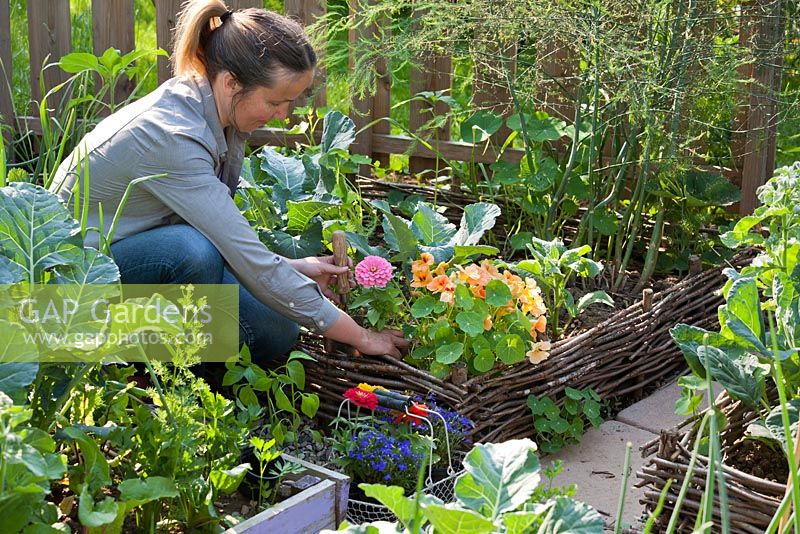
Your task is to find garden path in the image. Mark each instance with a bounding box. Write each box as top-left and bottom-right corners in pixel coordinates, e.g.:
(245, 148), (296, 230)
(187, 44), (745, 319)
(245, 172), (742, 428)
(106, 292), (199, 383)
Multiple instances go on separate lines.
(544, 379), (711, 531)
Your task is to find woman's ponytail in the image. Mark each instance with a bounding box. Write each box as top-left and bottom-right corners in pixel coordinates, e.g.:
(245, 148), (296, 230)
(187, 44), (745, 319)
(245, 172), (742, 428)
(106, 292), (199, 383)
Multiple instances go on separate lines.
(172, 0), (229, 77)
(170, 0), (316, 92)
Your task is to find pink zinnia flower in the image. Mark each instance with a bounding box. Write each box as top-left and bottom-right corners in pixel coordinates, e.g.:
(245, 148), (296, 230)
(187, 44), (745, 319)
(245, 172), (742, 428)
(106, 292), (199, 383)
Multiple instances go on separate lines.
(355, 256), (394, 288)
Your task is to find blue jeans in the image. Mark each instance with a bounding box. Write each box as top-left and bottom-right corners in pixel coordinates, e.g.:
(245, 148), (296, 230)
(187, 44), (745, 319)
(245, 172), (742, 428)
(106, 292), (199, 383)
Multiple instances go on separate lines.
(109, 224), (300, 365)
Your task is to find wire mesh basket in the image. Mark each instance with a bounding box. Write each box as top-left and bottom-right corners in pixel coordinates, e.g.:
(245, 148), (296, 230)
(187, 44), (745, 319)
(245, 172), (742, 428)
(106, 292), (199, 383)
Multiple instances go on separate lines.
(333, 389), (467, 525)
(346, 467), (462, 524)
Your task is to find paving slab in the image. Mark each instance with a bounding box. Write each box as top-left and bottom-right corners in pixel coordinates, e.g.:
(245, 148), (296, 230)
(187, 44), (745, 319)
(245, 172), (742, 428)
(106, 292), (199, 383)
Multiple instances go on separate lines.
(543, 421), (656, 530)
(616, 379), (714, 434)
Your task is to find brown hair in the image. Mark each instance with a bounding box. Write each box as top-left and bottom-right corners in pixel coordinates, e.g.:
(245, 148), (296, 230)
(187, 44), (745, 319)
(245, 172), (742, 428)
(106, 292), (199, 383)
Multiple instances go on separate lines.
(172, 0), (316, 91)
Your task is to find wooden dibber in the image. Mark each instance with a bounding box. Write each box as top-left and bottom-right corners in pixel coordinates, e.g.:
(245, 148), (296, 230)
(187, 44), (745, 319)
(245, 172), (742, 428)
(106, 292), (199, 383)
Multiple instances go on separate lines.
(331, 230), (350, 308)
(323, 231), (360, 357)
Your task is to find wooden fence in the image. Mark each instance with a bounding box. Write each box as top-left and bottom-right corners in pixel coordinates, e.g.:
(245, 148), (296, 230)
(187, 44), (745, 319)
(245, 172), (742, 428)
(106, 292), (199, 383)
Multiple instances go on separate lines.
(0, 0), (786, 214)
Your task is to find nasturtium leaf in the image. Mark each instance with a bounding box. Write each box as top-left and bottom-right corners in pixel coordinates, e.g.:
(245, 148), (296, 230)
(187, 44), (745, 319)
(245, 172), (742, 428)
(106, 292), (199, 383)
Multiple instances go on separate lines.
(454, 439), (541, 518)
(430, 361), (451, 379)
(455, 311), (485, 337)
(582, 399), (601, 421)
(472, 350), (495, 373)
(496, 334), (525, 365)
(523, 157), (559, 192)
(436, 342), (464, 364)
(485, 279), (512, 307)
(507, 112), (568, 142)
(534, 418), (550, 433)
(591, 209), (619, 236)
(490, 160), (521, 185)
(411, 296), (437, 318)
(460, 110), (503, 143)
(550, 417), (570, 434)
(454, 285), (474, 310)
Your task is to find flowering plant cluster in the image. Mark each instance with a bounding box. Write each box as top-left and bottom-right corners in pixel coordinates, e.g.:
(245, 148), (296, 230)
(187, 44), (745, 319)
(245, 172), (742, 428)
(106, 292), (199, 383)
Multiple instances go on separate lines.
(407, 253), (550, 378)
(348, 255), (408, 330)
(329, 384), (474, 491)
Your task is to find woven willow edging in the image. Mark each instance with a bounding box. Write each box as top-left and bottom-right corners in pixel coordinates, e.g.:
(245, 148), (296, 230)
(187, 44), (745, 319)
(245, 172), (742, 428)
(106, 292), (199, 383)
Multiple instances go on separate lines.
(299, 253), (751, 442)
(636, 391), (784, 533)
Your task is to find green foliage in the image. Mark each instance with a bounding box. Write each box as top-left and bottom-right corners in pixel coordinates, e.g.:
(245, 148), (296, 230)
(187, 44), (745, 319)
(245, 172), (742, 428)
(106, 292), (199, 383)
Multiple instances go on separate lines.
(382, 201), (501, 264)
(327, 439), (604, 534)
(223, 349), (319, 446)
(527, 388), (603, 454)
(407, 258), (548, 378)
(0, 393), (68, 533)
(671, 163), (800, 464)
(516, 237), (614, 338)
(245, 111), (373, 258)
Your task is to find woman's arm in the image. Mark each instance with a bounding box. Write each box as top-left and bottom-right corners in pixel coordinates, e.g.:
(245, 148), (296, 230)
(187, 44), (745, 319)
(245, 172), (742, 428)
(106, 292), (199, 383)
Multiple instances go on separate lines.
(323, 309), (409, 358)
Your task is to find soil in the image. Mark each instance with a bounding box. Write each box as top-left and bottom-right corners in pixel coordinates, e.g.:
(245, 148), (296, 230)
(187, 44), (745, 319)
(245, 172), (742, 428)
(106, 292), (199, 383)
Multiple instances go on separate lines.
(725, 439), (789, 483)
(562, 269), (677, 336)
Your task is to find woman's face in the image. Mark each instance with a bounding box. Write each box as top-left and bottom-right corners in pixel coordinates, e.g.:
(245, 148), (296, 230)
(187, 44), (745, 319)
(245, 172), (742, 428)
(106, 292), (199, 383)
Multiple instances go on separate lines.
(221, 69), (315, 133)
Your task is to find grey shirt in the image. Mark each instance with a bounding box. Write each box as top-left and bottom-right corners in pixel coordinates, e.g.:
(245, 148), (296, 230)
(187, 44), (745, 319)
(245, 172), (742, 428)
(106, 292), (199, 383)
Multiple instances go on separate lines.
(49, 75), (340, 333)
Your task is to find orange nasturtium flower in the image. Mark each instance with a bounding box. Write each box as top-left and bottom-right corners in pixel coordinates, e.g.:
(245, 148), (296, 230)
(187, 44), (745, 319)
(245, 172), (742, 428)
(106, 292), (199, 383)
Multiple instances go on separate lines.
(411, 268), (433, 288)
(483, 315), (493, 330)
(531, 315), (547, 335)
(526, 341), (552, 365)
(419, 252), (435, 265)
(426, 274), (452, 293)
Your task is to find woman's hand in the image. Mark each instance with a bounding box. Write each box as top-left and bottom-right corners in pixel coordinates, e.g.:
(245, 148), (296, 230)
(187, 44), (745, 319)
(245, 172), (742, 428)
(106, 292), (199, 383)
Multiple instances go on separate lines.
(288, 256), (353, 303)
(353, 328), (410, 359)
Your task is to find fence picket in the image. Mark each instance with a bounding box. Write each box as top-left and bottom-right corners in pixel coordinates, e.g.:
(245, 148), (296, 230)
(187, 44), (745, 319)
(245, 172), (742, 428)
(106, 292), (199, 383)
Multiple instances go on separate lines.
(409, 55), (451, 175)
(738, 0), (784, 215)
(348, 0), (377, 175)
(0, 0), (782, 212)
(155, 0), (183, 83)
(92, 0), (136, 107)
(0, 0), (13, 136)
(285, 0), (327, 117)
(27, 0), (71, 111)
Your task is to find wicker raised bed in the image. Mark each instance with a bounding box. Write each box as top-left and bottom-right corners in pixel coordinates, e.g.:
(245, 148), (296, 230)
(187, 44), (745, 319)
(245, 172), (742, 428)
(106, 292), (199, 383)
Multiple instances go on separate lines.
(636, 391), (785, 533)
(301, 252), (752, 442)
